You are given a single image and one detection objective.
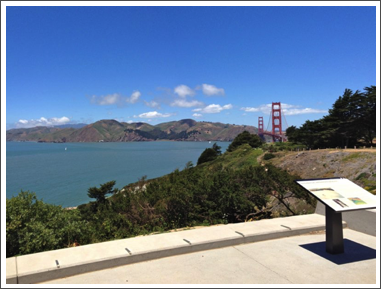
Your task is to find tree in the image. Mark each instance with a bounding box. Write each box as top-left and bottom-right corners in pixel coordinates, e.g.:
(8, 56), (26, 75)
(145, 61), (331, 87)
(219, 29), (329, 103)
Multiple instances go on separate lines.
(184, 161), (194, 169)
(212, 143), (222, 155)
(359, 86), (376, 145)
(287, 86), (376, 149)
(197, 148), (219, 165)
(285, 126), (299, 143)
(197, 143), (222, 165)
(324, 88), (360, 147)
(87, 181), (118, 204)
(227, 131), (263, 152)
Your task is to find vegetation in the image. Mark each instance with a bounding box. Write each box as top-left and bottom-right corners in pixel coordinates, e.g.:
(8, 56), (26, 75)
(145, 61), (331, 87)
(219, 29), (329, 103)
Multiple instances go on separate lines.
(197, 143), (222, 165)
(87, 180), (118, 204)
(6, 132), (315, 258)
(286, 86), (376, 149)
(6, 191), (90, 257)
(262, 141), (307, 152)
(227, 130), (263, 152)
(263, 153), (276, 160)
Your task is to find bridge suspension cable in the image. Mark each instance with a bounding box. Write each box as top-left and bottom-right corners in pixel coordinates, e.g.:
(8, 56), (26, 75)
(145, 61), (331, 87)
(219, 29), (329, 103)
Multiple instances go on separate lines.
(281, 106), (289, 131)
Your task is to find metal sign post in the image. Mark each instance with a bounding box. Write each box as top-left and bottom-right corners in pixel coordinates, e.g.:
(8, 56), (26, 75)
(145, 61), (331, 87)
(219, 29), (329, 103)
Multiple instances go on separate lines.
(325, 206), (344, 254)
(295, 178), (376, 255)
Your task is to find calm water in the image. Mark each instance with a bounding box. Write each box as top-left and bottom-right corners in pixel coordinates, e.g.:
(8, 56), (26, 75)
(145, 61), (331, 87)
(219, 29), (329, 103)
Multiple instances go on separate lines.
(6, 141), (230, 208)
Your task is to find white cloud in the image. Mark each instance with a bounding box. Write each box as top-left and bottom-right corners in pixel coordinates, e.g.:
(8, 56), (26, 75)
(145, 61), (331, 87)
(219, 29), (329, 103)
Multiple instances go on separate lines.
(200, 84), (225, 96)
(90, 91), (141, 106)
(171, 99), (204, 108)
(136, 111), (173, 118)
(174, 85), (195, 98)
(144, 100), (160, 108)
(241, 107), (260, 112)
(192, 113), (202, 118)
(15, 116), (71, 128)
(127, 91), (141, 104)
(283, 107), (328, 115)
(193, 104), (233, 114)
(240, 103), (327, 116)
(240, 104), (271, 114)
(90, 93), (121, 105)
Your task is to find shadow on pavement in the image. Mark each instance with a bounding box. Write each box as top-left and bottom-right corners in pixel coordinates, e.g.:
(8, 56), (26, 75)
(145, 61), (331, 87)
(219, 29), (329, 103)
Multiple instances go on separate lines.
(299, 239), (376, 265)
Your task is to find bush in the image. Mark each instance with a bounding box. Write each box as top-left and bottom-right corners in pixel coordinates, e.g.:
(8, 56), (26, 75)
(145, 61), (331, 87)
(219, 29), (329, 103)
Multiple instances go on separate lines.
(197, 148), (219, 165)
(6, 191), (90, 257)
(227, 131), (263, 152)
(7, 161), (315, 256)
(197, 143), (222, 165)
(263, 153), (276, 160)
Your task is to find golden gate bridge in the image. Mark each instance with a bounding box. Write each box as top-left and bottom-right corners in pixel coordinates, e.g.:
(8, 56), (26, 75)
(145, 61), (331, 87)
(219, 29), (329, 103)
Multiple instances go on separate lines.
(258, 102), (289, 142)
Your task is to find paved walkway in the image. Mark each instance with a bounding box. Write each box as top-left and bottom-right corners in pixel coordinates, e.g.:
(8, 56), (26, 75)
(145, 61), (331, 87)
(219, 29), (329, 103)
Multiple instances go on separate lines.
(7, 214), (328, 284)
(42, 228), (377, 284)
(6, 212), (378, 285)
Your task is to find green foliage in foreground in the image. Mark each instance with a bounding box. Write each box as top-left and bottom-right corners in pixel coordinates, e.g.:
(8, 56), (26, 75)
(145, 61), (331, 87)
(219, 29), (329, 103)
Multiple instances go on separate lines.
(6, 191), (91, 257)
(7, 143), (315, 258)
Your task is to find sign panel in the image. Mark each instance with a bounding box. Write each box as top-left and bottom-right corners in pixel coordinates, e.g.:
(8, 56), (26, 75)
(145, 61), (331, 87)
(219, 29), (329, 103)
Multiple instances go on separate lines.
(295, 178), (377, 212)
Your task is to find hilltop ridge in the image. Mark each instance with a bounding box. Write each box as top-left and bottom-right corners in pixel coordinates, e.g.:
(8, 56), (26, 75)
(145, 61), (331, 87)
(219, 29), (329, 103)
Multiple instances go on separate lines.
(6, 119), (259, 143)
(265, 148), (376, 194)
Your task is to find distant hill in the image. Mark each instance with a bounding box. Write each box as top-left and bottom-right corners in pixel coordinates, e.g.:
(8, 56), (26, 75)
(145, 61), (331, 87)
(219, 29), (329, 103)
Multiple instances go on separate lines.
(6, 119), (259, 143)
(54, 123), (88, 129)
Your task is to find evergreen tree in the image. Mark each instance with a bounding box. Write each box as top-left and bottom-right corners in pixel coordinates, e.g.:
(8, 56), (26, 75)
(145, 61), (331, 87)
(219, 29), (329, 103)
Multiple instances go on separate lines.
(288, 86), (376, 148)
(227, 131), (263, 152)
(197, 143), (222, 165)
(87, 180), (118, 204)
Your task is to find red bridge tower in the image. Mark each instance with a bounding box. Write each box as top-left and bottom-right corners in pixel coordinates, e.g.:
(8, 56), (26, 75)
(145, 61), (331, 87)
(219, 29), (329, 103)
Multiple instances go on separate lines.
(258, 116), (264, 135)
(271, 102), (282, 142)
(257, 102), (287, 142)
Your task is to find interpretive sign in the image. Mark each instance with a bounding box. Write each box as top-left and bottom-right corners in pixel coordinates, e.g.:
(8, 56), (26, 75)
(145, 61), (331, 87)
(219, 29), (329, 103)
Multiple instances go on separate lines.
(295, 177), (376, 212)
(295, 177), (376, 254)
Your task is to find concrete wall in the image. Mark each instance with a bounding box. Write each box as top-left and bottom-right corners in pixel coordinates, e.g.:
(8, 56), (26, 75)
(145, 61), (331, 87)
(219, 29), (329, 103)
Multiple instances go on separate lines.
(315, 201), (376, 236)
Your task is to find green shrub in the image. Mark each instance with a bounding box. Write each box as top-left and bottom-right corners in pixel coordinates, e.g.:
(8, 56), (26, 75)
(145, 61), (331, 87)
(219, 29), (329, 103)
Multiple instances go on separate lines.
(197, 148), (219, 165)
(263, 153), (276, 160)
(197, 143), (222, 165)
(227, 131), (263, 152)
(6, 191), (90, 257)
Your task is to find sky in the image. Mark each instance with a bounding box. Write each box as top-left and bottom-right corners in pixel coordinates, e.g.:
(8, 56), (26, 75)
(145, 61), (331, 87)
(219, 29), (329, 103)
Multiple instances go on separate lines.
(3, 2), (379, 131)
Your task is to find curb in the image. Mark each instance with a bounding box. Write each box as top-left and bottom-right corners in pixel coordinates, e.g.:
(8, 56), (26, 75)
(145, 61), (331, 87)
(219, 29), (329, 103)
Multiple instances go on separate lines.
(7, 214), (342, 284)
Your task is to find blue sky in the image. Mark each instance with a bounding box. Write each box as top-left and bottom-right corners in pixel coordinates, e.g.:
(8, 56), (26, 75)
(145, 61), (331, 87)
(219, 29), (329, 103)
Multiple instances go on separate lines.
(3, 3), (378, 130)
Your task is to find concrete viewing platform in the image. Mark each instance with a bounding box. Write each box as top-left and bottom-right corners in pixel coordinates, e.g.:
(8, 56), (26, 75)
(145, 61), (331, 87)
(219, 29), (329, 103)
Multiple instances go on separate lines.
(5, 204), (378, 285)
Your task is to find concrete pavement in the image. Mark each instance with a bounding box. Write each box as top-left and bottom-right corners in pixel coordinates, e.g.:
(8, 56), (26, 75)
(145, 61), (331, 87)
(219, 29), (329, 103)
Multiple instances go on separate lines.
(7, 214), (329, 284)
(5, 209), (378, 285)
(41, 228), (377, 284)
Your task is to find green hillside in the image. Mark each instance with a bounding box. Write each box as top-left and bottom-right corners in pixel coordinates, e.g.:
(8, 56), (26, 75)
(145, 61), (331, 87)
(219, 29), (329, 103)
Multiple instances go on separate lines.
(203, 144), (263, 170)
(6, 119), (259, 142)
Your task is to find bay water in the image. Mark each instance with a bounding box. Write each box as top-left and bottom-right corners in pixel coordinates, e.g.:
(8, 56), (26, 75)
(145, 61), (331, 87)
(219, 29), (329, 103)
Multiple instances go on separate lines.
(6, 141), (230, 208)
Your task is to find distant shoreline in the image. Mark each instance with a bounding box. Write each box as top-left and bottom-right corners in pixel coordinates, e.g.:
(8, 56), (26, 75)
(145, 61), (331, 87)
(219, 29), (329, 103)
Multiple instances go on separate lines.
(6, 140), (232, 143)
